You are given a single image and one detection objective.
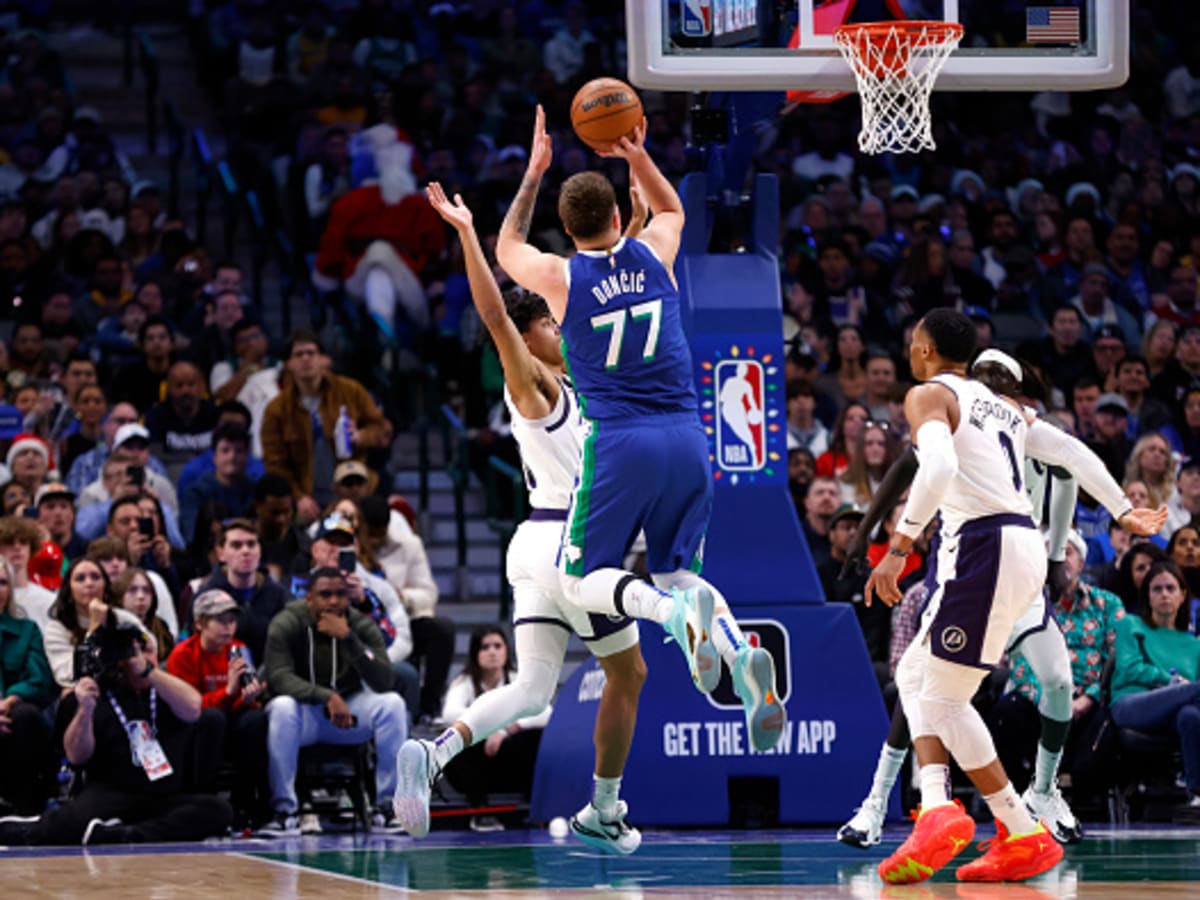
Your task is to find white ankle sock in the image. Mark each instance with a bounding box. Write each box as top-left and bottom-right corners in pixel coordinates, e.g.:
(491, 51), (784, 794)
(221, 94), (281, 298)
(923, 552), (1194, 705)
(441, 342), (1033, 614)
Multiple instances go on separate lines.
(918, 763), (951, 810)
(711, 611), (745, 669)
(592, 775), (621, 819)
(869, 745), (909, 803)
(984, 783), (1040, 837)
(430, 727), (464, 770)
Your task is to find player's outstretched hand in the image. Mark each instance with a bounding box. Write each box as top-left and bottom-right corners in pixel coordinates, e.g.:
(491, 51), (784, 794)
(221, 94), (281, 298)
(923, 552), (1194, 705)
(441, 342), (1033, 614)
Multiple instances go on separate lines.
(528, 104), (553, 176)
(598, 117), (648, 161)
(425, 181), (473, 232)
(1118, 504), (1168, 537)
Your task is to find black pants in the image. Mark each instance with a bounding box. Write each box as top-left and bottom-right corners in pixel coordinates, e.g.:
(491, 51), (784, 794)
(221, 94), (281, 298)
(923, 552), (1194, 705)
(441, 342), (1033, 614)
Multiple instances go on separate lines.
(441, 729), (543, 807)
(410, 616), (456, 719)
(191, 706), (269, 820)
(22, 783), (231, 844)
(0, 700), (54, 814)
(987, 690), (1110, 798)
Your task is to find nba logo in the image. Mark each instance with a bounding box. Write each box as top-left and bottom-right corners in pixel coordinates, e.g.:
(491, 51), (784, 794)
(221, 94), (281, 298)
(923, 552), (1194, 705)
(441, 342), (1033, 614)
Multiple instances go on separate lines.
(714, 359), (765, 472)
(681, 0), (712, 37)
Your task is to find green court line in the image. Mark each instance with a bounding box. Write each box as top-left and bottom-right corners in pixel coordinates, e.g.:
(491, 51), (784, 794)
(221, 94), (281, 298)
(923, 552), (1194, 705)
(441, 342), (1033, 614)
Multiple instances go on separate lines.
(252, 835), (1200, 892)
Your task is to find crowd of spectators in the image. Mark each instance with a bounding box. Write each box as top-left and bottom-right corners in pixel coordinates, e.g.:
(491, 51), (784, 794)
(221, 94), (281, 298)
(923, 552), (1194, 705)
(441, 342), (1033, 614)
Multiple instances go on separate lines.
(0, 0), (1198, 841)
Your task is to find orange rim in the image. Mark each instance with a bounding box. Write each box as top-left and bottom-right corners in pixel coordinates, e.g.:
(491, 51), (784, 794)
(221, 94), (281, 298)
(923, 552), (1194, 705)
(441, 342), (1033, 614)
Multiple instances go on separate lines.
(834, 20), (963, 78)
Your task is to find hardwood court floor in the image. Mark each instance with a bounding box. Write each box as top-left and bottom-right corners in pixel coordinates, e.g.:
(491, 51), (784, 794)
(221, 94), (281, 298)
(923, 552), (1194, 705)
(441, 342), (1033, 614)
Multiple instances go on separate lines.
(2, 826), (1199, 897)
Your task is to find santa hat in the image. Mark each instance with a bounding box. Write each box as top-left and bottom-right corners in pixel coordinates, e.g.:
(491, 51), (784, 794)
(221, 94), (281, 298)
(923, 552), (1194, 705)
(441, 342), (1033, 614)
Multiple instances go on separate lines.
(6, 433), (52, 472)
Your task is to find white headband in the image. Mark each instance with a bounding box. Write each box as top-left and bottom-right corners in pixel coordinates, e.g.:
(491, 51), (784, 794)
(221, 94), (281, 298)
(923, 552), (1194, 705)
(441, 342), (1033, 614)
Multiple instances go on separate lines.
(972, 349), (1022, 384)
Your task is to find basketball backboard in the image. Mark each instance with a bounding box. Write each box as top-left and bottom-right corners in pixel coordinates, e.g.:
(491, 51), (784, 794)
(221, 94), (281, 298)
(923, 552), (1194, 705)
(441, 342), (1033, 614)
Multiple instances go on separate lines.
(628, 1), (1128, 94)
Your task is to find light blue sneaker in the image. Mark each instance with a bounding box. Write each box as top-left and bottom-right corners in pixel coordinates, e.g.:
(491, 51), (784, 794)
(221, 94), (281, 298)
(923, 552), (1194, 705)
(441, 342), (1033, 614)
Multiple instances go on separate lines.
(393, 739), (438, 838)
(732, 645), (786, 752)
(662, 586), (719, 693)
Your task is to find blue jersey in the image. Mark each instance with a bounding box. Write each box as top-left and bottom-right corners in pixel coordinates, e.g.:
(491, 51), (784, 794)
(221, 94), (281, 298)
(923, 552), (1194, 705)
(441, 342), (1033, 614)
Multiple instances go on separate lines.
(560, 238), (697, 420)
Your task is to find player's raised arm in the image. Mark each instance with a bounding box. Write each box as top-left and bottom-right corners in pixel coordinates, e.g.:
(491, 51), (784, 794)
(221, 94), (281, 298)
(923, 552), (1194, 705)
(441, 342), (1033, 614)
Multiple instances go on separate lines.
(425, 182), (553, 419)
(600, 119), (684, 271)
(496, 105), (568, 317)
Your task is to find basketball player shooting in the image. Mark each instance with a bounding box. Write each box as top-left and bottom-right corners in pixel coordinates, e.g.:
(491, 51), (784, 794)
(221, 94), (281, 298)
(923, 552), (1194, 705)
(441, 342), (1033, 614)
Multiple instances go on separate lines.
(495, 105), (785, 754)
(393, 181), (648, 855)
(865, 309), (1165, 884)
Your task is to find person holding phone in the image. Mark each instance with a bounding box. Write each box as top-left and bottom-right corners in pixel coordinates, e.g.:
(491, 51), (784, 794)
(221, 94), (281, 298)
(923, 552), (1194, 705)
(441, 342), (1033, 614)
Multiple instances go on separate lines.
(306, 513), (417, 721)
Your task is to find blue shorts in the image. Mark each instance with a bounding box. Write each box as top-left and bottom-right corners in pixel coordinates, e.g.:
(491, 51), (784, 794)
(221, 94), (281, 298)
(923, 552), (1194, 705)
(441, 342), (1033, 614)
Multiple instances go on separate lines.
(560, 413), (711, 577)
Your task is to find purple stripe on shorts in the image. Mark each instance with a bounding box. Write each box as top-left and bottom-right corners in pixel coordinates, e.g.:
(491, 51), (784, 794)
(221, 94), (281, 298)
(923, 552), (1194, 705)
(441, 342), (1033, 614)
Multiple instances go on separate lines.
(529, 508), (568, 522)
(929, 523), (1003, 669)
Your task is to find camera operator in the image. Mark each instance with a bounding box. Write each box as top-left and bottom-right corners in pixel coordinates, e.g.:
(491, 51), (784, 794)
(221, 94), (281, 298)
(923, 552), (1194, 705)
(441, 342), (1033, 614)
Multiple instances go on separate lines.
(167, 589), (268, 828)
(0, 599), (231, 845)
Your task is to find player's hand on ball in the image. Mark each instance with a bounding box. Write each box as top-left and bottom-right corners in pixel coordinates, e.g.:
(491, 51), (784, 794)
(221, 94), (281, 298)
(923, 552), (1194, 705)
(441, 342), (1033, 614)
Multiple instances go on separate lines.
(425, 181), (473, 231)
(1117, 504), (1167, 537)
(528, 104), (553, 176)
(598, 117), (648, 160)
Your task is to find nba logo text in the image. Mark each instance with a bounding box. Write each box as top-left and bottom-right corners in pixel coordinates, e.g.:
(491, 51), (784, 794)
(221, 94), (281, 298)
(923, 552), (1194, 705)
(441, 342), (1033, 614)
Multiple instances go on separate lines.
(714, 359), (765, 472)
(681, 0), (712, 37)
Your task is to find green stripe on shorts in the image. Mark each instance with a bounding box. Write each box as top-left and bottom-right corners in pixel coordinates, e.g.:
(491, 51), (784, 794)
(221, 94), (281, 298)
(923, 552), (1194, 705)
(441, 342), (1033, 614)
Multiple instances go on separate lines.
(564, 412), (597, 577)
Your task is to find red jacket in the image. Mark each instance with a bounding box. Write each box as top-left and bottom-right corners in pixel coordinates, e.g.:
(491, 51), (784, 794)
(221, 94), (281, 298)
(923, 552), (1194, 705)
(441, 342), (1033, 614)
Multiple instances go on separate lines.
(166, 634), (256, 712)
(314, 185), (445, 281)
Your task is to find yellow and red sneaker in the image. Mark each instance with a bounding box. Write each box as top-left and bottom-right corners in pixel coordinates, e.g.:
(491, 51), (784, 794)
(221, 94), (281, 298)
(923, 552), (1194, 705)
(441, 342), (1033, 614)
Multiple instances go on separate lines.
(955, 821), (1064, 882)
(878, 800), (976, 885)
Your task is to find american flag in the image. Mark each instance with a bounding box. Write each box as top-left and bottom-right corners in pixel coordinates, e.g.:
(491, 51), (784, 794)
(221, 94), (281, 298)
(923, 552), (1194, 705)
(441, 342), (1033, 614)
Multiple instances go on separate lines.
(1026, 6), (1081, 44)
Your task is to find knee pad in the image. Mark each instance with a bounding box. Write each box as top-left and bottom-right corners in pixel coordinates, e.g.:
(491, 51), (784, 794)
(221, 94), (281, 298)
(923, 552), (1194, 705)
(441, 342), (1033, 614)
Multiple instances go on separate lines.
(895, 645), (932, 738)
(919, 694), (996, 772)
(1036, 671), (1073, 724)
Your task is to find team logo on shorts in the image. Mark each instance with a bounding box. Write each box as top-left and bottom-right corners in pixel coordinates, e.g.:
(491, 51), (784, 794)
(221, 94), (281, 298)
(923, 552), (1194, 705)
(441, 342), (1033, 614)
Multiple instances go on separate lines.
(714, 360), (766, 471)
(706, 620), (790, 711)
(680, 0), (712, 37)
(941, 626), (968, 654)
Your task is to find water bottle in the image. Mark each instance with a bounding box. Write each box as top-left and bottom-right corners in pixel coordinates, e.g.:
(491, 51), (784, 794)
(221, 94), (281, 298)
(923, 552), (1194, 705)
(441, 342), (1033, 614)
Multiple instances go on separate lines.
(334, 405), (353, 460)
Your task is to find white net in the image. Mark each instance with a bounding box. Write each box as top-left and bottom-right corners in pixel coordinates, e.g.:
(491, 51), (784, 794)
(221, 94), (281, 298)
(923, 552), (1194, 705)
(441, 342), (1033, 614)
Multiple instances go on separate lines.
(833, 21), (964, 155)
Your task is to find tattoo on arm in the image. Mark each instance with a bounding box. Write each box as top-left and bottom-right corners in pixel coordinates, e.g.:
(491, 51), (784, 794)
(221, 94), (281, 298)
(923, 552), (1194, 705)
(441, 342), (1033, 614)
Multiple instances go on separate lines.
(503, 175), (542, 240)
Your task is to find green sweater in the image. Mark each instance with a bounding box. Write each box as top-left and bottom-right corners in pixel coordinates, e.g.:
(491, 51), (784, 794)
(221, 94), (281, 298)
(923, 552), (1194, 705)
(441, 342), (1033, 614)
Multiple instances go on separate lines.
(1110, 614), (1200, 703)
(0, 610), (54, 707)
(264, 599), (394, 705)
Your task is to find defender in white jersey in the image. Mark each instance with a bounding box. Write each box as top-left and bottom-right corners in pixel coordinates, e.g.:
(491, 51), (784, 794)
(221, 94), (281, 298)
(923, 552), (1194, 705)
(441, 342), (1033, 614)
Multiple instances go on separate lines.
(394, 184), (645, 855)
(837, 351), (1086, 851)
(868, 310), (1166, 885)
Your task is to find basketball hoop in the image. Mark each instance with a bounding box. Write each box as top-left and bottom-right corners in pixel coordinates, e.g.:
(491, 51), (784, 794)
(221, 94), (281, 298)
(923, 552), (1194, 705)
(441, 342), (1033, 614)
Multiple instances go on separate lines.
(833, 20), (964, 155)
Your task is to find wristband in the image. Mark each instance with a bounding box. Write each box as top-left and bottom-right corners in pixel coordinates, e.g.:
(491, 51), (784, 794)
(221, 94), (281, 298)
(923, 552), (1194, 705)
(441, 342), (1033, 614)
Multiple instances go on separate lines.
(888, 547), (910, 558)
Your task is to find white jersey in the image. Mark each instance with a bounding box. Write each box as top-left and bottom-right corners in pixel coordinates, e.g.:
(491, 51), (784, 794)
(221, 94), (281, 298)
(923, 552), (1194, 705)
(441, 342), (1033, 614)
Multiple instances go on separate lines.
(928, 372), (1034, 532)
(503, 376), (585, 511)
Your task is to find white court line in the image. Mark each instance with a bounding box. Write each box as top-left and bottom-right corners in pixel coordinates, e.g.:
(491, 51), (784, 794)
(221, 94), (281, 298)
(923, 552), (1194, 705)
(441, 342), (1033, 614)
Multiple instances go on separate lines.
(231, 850), (413, 895)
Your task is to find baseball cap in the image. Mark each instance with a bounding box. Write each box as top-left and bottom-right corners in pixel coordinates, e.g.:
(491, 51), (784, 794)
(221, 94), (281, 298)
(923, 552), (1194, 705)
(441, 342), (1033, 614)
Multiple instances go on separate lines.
(890, 184), (919, 202)
(193, 589), (239, 618)
(497, 145), (527, 163)
(1092, 323), (1126, 344)
(830, 503), (865, 527)
(35, 482), (74, 506)
(334, 460), (369, 485)
(1081, 261), (1109, 280)
(1094, 392), (1129, 416)
(113, 422), (151, 449)
(1180, 456), (1200, 474)
(962, 304), (992, 323)
(316, 513), (355, 545)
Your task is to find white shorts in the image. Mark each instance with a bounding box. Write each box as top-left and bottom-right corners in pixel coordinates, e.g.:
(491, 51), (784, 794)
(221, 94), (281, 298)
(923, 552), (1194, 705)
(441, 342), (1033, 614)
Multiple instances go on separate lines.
(915, 514), (1047, 670)
(507, 517), (639, 659)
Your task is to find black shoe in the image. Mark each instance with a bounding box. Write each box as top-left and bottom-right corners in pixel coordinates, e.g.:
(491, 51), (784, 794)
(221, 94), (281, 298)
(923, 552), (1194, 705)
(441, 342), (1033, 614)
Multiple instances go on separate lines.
(82, 817), (134, 846)
(0, 815), (38, 846)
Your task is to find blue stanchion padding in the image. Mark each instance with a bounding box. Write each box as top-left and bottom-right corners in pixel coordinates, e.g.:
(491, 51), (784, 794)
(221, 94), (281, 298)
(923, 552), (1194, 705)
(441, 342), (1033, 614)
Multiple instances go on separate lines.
(675, 172), (821, 605)
(531, 604), (896, 826)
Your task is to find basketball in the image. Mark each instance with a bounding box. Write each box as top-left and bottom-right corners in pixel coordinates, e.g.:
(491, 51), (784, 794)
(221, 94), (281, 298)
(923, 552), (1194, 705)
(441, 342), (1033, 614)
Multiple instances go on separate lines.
(570, 77), (643, 152)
